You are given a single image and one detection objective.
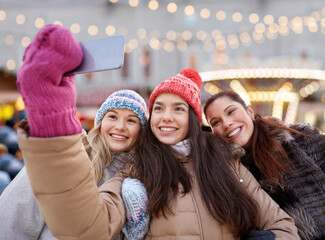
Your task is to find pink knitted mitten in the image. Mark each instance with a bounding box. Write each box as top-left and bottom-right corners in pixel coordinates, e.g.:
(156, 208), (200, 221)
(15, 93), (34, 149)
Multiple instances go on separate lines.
(16, 25), (83, 138)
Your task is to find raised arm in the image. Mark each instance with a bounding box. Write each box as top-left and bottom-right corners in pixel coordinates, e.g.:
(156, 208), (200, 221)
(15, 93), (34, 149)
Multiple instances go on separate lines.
(16, 25), (126, 240)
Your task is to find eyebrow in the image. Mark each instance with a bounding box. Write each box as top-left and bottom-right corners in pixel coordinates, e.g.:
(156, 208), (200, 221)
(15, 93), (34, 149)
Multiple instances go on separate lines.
(154, 101), (189, 108)
(208, 104), (235, 124)
(107, 109), (118, 114)
(224, 104), (235, 112)
(107, 109), (139, 119)
(128, 114), (140, 119)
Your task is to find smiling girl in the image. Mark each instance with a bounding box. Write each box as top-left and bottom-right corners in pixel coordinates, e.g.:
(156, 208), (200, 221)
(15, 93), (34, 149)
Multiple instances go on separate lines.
(0, 88), (148, 240)
(204, 90), (325, 240)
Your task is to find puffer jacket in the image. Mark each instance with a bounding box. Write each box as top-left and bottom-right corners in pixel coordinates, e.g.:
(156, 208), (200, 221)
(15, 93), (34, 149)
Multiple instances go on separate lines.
(240, 123), (325, 240)
(0, 167), (56, 240)
(17, 126), (299, 240)
(0, 163), (131, 240)
(0, 135), (131, 240)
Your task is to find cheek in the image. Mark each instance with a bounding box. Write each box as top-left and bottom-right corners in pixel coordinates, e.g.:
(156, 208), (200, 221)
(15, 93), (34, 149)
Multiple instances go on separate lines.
(99, 125), (106, 136)
(150, 116), (158, 129)
(247, 120), (254, 136)
(129, 126), (141, 140)
(212, 126), (223, 136)
(100, 121), (111, 134)
(150, 121), (154, 131)
(182, 121), (189, 135)
(178, 117), (189, 136)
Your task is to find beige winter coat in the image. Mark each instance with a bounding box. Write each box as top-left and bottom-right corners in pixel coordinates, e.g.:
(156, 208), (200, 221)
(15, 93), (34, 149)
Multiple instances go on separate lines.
(18, 127), (299, 240)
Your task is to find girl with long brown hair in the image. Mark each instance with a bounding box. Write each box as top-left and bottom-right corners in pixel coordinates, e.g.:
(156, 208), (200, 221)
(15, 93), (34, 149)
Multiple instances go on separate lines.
(204, 90), (325, 240)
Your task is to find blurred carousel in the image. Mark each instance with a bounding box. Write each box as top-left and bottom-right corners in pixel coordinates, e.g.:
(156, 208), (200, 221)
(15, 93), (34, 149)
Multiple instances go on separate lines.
(200, 62), (325, 132)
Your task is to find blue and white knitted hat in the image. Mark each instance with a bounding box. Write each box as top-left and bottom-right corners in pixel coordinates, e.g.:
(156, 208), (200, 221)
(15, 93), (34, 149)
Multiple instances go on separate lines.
(94, 90), (147, 126)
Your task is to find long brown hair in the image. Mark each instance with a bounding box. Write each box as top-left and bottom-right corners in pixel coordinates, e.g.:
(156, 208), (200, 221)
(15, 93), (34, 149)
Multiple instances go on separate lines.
(132, 107), (258, 237)
(204, 91), (303, 188)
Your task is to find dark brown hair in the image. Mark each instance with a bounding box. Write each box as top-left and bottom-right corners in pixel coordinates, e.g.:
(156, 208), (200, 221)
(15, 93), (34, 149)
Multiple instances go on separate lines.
(132, 107), (258, 237)
(204, 91), (303, 188)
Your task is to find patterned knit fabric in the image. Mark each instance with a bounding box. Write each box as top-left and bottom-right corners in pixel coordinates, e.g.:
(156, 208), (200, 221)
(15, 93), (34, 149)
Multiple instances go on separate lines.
(16, 24), (83, 137)
(148, 68), (203, 123)
(121, 178), (149, 240)
(95, 90), (147, 126)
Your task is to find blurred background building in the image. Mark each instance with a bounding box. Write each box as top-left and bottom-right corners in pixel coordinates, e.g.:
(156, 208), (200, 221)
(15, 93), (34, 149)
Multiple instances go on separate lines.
(1, 0), (325, 131)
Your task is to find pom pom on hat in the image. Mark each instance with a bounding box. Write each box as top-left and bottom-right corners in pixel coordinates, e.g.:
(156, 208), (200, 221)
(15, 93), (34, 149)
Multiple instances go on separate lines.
(95, 90), (147, 127)
(179, 68), (202, 90)
(149, 68), (202, 123)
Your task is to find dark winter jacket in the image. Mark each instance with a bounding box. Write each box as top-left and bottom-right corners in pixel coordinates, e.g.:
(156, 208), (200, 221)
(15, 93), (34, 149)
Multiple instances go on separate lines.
(241, 123), (325, 240)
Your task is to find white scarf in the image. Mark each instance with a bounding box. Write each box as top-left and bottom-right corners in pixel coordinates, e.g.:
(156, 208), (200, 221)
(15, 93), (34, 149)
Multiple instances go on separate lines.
(171, 139), (191, 157)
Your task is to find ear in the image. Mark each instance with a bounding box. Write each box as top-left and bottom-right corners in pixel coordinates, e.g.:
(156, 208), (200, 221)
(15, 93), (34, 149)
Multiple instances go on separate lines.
(247, 105), (254, 120)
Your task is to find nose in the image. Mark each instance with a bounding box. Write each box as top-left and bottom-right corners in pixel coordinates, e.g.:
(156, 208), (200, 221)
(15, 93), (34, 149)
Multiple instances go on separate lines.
(162, 109), (173, 122)
(222, 118), (232, 130)
(115, 119), (126, 130)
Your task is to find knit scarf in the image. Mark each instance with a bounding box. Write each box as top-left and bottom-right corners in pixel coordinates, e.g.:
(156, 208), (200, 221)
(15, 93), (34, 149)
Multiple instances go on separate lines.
(171, 139), (191, 157)
(98, 151), (130, 187)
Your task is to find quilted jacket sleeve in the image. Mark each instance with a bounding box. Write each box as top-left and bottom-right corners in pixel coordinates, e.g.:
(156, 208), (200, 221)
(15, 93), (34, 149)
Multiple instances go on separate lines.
(236, 162), (300, 240)
(17, 123), (126, 240)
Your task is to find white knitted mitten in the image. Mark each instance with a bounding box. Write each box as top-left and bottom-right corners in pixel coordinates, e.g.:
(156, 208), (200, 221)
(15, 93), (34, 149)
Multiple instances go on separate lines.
(121, 178), (150, 240)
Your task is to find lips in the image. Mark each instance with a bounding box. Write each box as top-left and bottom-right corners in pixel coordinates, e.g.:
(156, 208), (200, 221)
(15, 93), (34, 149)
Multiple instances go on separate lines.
(110, 134), (128, 140)
(160, 127), (177, 132)
(227, 127), (241, 138)
(159, 126), (178, 135)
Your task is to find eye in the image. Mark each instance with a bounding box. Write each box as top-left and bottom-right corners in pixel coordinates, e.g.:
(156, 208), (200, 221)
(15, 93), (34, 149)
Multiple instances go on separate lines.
(175, 106), (186, 112)
(153, 106), (163, 111)
(210, 120), (220, 127)
(107, 114), (117, 120)
(227, 108), (236, 115)
(127, 118), (138, 124)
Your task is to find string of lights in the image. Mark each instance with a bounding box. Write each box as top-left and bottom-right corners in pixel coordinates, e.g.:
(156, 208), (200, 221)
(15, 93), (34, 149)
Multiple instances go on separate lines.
(1, 3), (325, 72)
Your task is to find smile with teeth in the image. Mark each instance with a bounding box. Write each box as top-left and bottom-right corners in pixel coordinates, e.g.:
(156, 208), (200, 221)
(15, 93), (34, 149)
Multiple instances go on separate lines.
(228, 127), (241, 138)
(110, 134), (127, 139)
(160, 127), (177, 132)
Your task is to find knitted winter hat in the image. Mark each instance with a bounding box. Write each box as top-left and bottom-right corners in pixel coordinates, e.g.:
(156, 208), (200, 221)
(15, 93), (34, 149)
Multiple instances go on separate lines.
(95, 90), (147, 126)
(149, 68), (203, 123)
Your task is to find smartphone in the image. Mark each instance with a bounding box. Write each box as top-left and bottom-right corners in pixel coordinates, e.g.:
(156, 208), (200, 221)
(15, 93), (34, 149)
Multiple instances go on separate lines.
(69, 35), (125, 75)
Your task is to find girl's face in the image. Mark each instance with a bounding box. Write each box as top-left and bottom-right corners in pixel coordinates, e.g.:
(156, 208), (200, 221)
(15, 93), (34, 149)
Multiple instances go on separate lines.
(100, 108), (141, 152)
(150, 93), (189, 145)
(205, 96), (254, 149)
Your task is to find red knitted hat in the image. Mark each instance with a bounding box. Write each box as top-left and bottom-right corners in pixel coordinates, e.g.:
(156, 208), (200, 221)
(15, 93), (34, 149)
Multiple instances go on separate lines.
(149, 68), (202, 123)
